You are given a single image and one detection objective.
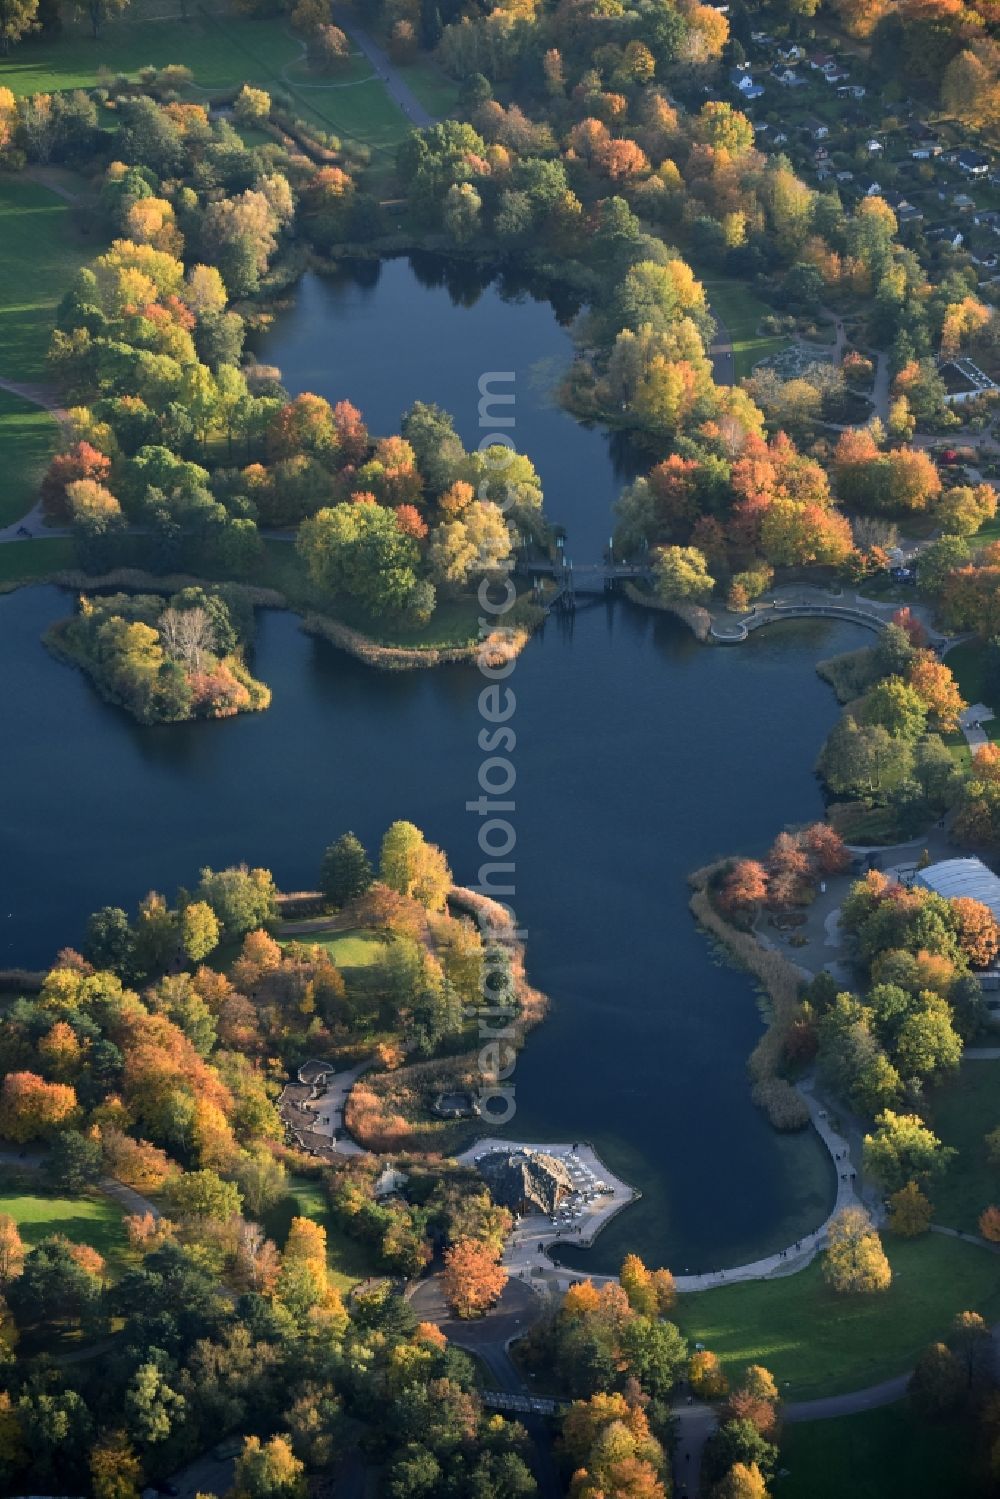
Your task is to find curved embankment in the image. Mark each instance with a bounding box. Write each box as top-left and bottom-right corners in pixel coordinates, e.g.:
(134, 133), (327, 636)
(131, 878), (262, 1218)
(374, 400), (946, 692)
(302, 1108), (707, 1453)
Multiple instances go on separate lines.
(622, 582), (712, 641)
(710, 601), (890, 643)
(301, 612), (534, 672)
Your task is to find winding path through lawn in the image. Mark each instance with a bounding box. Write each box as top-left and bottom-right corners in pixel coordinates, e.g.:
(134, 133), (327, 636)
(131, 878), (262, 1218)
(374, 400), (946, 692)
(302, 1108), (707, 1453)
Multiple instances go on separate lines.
(0, 1146), (160, 1219)
(333, 10), (435, 128)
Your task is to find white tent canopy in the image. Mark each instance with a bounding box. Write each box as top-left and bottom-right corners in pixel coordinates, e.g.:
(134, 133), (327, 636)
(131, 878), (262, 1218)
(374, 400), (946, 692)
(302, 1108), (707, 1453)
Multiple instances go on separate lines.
(915, 857), (1000, 923)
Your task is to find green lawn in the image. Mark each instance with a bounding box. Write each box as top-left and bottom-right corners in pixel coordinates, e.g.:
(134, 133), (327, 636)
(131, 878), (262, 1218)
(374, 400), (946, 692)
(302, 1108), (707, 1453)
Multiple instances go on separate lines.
(262, 1174), (380, 1293)
(675, 1234), (1000, 1400)
(396, 57), (459, 118)
(0, 390), (60, 527)
(0, 536), (74, 585)
(699, 275), (792, 382)
(260, 539), (486, 649)
(2, 11), (301, 97)
(4, 9), (413, 153)
(777, 1406), (984, 1499)
(289, 77), (410, 154)
(946, 638), (993, 711)
(0, 177), (93, 384)
(0, 1189), (129, 1271)
(927, 1060), (1000, 1234)
(280, 928), (389, 971)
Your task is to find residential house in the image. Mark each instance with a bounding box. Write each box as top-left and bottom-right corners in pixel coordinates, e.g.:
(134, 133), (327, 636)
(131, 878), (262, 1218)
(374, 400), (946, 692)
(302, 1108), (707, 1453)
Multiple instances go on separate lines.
(773, 66), (806, 87)
(808, 51), (837, 72)
(773, 130), (789, 144)
(836, 170), (855, 183)
(974, 208), (1000, 234)
(907, 123), (941, 159)
(956, 149), (990, 176)
(866, 138), (884, 156)
(926, 225), (963, 246)
(837, 83), (866, 99)
(729, 68), (764, 99)
(954, 192), (977, 213)
(776, 42), (803, 62)
(803, 117), (830, 141)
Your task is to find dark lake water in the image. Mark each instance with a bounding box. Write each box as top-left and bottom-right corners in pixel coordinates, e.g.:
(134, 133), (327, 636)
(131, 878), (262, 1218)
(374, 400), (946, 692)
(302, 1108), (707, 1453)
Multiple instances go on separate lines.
(256, 256), (647, 559)
(0, 257), (868, 1271)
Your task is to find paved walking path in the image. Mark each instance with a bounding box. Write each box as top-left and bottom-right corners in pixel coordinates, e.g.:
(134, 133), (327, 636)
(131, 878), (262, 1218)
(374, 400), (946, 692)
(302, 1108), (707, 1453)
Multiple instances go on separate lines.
(709, 309), (735, 387)
(485, 1083), (869, 1299)
(0, 377), (71, 543)
(302, 1058), (373, 1156)
(960, 702), (995, 751)
(0, 1146), (159, 1218)
(456, 1139), (639, 1277)
(710, 581), (944, 646)
(334, 10), (435, 127)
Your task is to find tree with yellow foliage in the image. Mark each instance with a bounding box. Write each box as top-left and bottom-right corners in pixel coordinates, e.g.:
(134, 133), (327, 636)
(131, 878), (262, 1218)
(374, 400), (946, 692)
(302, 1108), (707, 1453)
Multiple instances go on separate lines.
(379, 821), (452, 912)
(823, 1207), (892, 1294)
(232, 1434), (305, 1499)
(689, 1348), (729, 1398)
(888, 1181), (933, 1238)
(90, 1430), (142, 1499)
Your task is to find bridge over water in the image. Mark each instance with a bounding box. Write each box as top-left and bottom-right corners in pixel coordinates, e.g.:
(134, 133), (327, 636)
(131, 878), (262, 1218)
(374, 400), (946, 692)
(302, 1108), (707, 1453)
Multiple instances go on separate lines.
(522, 557), (652, 611)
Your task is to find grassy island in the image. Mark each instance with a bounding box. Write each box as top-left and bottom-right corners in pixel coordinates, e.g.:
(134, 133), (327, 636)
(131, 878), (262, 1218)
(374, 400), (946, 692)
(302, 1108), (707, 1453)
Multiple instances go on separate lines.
(45, 586), (270, 724)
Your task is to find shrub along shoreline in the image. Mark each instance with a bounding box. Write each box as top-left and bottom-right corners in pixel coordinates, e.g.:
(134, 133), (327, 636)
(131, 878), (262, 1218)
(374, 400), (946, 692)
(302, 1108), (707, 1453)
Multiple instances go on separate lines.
(0, 565), (545, 671)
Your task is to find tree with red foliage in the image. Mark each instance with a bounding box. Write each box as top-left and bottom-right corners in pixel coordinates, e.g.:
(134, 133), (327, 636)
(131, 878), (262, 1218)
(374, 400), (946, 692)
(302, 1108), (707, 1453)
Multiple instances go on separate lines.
(719, 859), (768, 916)
(266, 393), (337, 464)
(332, 400), (368, 466)
(394, 504), (428, 540)
(801, 823), (851, 875)
(891, 607), (927, 647)
(41, 442), (112, 524)
(646, 454), (700, 535)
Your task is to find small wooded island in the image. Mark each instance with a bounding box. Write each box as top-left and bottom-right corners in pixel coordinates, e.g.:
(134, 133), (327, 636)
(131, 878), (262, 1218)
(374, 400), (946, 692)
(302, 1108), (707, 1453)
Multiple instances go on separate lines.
(45, 587), (271, 723)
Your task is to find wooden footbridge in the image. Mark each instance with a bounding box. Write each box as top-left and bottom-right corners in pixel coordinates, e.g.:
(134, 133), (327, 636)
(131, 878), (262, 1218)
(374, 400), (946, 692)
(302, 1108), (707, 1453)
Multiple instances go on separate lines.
(523, 558), (652, 611)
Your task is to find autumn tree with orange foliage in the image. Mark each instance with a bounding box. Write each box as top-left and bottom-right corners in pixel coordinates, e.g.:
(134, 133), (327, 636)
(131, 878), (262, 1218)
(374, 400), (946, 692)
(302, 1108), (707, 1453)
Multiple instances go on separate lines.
(41, 442), (112, 524)
(0, 1072), (78, 1143)
(101, 1129), (175, 1190)
(0, 1217), (24, 1285)
(906, 652), (965, 733)
(442, 1237), (507, 1318)
(718, 860), (768, 919)
(979, 1205), (1000, 1243)
(954, 743), (1000, 845)
(951, 896), (1000, 968)
(561, 1391), (668, 1499)
(394, 504), (428, 540)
